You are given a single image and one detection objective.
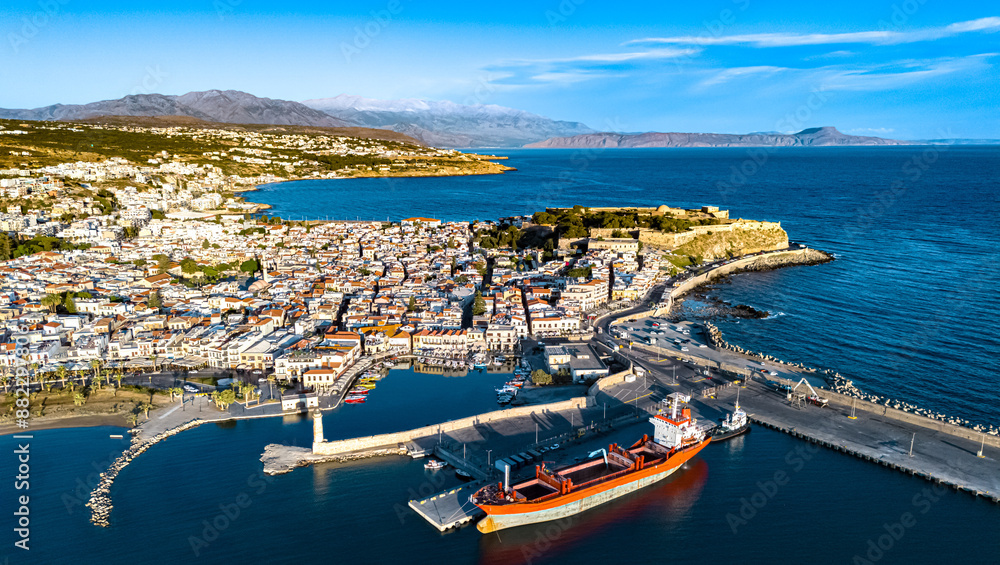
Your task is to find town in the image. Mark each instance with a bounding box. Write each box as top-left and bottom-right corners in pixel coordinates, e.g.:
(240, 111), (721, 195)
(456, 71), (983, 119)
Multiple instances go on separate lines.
(0, 121), (743, 424)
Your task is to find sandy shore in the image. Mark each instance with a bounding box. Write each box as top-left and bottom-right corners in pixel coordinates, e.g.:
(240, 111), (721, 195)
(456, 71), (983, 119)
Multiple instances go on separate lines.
(0, 414), (129, 436)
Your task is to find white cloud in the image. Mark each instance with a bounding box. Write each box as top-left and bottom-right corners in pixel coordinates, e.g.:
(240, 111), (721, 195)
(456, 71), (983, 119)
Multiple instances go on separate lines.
(848, 127), (896, 134)
(627, 17), (1000, 48)
(507, 47), (700, 67)
(817, 54), (994, 91)
(700, 66), (788, 87)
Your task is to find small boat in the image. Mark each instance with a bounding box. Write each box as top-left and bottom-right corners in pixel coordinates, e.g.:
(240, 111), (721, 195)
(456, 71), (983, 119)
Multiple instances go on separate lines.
(711, 393), (750, 441)
(455, 469), (473, 481)
(424, 459), (447, 470)
(344, 396), (367, 404)
(348, 388), (370, 395)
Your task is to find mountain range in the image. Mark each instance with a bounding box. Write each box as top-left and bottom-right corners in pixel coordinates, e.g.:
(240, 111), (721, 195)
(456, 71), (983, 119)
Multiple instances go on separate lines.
(0, 90), (350, 128)
(524, 127), (907, 148)
(1, 90), (914, 148)
(301, 95), (594, 148)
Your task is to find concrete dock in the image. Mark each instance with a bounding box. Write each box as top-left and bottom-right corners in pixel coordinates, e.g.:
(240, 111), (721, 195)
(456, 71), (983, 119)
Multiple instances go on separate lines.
(408, 481), (487, 532)
(608, 319), (1000, 503)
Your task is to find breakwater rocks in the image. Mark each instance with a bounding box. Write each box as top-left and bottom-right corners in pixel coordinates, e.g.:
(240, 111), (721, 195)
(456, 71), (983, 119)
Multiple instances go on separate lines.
(87, 419), (206, 527)
(737, 247), (833, 272)
(826, 373), (999, 436)
(261, 443), (406, 476)
(704, 322), (999, 438)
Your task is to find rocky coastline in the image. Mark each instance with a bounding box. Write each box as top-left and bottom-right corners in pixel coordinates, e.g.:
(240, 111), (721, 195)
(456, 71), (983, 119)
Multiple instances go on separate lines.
(703, 322), (999, 437)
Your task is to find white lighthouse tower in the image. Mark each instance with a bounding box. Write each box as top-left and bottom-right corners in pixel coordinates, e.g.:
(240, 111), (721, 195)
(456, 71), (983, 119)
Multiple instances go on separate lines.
(312, 407), (325, 452)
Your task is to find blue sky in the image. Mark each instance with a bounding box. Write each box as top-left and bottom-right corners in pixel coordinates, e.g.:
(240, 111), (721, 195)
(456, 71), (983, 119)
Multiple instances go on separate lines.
(1, 0), (998, 138)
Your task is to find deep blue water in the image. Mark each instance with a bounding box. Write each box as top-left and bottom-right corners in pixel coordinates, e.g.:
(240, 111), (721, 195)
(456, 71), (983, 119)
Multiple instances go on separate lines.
(5, 147), (998, 564)
(256, 147), (1000, 424)
(4, 420), (999, 565)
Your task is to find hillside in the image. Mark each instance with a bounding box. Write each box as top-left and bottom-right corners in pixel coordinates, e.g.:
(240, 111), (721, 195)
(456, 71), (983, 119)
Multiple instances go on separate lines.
(73, 115), (423, 145)
(525, 127), (907, 148)
(0, 90), (350, 128)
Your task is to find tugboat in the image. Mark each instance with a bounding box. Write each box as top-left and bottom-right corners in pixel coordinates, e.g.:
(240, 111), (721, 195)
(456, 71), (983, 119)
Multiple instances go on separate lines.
(711, 389), (750, 441)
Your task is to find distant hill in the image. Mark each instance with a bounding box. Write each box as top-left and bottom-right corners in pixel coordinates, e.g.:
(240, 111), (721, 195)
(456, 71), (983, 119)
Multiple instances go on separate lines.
(73, 115), (422, 145)
(525, 127), (908, 148)
(302, 95), (595, 148)
(0, 90), (351, 128)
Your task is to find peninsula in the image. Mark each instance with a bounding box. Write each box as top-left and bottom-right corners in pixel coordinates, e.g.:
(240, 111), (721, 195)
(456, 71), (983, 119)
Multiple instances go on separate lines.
(525, 126), (907, 148)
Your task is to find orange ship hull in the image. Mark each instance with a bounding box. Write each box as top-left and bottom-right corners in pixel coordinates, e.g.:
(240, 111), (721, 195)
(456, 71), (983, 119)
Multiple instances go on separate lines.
(474, 437), (710, 533)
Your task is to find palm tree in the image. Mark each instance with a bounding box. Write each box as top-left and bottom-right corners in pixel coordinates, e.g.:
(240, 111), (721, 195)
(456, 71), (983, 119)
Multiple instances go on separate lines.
(93, 372), (104, 391)
(126, 413), (139, 427)
(73, 392), (85, 406)
(113, 370), (123, 395)
(0, 372), (8, 393)
(148, 354), (157, 373)
(89, 359), (101, 387)
(56, 364), (68, 389)
(139, 401), (152, 420)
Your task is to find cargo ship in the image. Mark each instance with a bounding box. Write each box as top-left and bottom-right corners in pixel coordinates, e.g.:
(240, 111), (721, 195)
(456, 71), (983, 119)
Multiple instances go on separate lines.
(471, 393), (713, 533)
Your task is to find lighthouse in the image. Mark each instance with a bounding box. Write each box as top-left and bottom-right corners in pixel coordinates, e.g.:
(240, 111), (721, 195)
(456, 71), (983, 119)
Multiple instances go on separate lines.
(312, 407), (325, 452)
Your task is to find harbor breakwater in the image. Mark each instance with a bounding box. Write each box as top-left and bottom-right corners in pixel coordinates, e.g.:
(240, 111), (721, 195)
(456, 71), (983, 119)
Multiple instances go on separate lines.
(87, 418), (206, 527)
(703, 322), (1000, 443)
(310, 396), (592, 456)
(261, 397), (596, 476)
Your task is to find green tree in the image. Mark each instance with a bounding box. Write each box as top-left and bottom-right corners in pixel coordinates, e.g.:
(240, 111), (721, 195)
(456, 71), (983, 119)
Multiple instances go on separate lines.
(154, 254), (171, 274)
(180, 257), (199, 274)
(73, 392), (86, 406)
(531, 369), (553, 386)
(63, 294), (77, 314)
(240, 259), (259, 274)
(407, 296), (417, 312)
(472, 291), (486, 316)
(148, 289), (162, 310)
(41, 293), (62, 312)
(202, 239), (210, 249)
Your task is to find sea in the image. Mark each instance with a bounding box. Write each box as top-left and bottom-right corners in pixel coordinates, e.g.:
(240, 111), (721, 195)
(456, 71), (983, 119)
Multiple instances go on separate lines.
(4, 147), (999, 564)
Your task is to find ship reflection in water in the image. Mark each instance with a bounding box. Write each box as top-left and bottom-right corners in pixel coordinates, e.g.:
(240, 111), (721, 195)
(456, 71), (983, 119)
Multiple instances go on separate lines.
(477, 458), (709, 565)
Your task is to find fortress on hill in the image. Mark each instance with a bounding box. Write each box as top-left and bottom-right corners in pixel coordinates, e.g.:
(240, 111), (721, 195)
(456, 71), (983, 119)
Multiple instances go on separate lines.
(548, 205), (787, 257)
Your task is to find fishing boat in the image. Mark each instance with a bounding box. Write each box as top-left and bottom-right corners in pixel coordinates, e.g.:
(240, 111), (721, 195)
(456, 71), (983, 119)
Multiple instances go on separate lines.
(471, 393), (712, 533)
(424, 459), (447, 470)
(348, 388), (370, 395)
(456, 469), (473, 481)
(344, 395), (367, 404)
